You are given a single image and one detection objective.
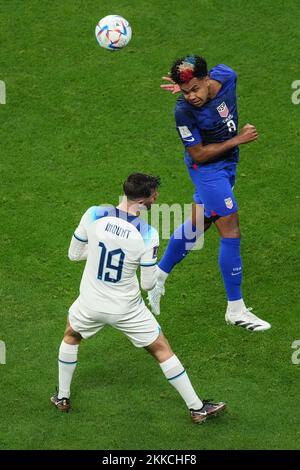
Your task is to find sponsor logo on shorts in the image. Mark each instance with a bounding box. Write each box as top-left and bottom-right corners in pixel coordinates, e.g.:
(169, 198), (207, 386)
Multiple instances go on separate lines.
(224, 197), (233, 209)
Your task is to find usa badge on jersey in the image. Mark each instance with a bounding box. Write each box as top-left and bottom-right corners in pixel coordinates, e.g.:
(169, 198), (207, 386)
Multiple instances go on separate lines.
(217, 102), (229, 118)
(224, 197), (233, 209)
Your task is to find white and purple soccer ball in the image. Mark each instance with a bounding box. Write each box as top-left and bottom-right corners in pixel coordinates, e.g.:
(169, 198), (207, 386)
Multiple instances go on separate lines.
(95, 15), (132, 51)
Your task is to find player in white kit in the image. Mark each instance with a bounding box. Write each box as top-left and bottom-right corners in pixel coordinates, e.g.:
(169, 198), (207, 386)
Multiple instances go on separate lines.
(51, 173), (225, 423)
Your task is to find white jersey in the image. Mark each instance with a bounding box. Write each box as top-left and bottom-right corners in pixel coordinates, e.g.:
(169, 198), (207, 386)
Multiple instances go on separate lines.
(72, 206), (159, 314)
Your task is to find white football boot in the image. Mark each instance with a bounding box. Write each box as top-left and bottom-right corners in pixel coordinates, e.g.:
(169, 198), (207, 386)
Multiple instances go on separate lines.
(225, 307), (271, 331)
(147, 283), (165, 316)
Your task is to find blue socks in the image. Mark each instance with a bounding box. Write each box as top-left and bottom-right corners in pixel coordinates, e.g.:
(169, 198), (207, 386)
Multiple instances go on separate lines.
(158, 220), (199, 273)
(219, 238), (242, 301)
(159, 224), (243, 302)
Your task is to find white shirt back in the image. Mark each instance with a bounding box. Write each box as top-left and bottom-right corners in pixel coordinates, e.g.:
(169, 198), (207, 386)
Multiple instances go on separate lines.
(73, 206), (159, 314)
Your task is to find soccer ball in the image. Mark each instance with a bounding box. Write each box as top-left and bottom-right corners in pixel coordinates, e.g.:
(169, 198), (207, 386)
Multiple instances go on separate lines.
(95, 15), (132, 51)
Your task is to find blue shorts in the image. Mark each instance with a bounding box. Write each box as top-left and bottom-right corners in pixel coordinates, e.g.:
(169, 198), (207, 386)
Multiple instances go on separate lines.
(187, 164), (238, 218)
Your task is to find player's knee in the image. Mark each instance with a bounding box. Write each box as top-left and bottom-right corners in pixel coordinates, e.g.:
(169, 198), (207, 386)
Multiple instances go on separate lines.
(216, 213), (241, 238)
(157, 335), (172, 353)
(227, 225), (241, 238)
(64, 324), (82, 344)
(146, 333), (173, 361)
(228, 216), (241, 238)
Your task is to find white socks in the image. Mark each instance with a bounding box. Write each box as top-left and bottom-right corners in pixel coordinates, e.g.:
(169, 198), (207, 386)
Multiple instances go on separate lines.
(156, 267), (169, 286)
(58, 341), (79, 399)
(159, 355), (203, 410)
(57, 343), (203, 410)
(227, 298), (246, 313)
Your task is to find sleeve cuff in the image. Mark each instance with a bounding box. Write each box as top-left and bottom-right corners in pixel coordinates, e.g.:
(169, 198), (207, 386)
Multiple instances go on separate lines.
(140, 261), (157, 267)
(73, 233), (88, 243)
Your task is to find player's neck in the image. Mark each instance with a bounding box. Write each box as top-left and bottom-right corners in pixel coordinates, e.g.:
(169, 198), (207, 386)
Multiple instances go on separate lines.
(117, 201), (140, 216)
(208, 79), (222, 100)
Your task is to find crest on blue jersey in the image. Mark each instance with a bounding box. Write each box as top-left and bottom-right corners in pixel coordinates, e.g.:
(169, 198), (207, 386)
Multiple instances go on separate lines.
(217, 101), (229, 118)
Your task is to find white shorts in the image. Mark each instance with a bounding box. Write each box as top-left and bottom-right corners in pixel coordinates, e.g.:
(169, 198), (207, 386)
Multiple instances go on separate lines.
(68, 298), (161, 348)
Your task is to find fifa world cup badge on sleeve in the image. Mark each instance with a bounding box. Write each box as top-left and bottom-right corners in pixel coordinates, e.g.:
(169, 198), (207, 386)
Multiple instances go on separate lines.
(178, 126), (193, 138)
(153, 246), (159, 258)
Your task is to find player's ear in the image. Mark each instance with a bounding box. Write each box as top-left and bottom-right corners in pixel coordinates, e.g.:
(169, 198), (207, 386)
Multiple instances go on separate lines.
(137, 198), (146, 208)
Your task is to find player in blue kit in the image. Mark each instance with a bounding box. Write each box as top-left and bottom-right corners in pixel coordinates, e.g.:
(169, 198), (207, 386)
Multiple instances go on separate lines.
(148, 55), (271, 331)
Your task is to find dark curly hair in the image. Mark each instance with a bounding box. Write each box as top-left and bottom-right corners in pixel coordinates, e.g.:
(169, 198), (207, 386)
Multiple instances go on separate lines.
(170, 55), (208, 84)
(123, 173), (161, 200)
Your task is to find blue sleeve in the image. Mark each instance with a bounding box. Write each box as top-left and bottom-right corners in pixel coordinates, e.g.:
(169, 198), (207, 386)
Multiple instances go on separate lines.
(175, 105), (202, 148)
(210, 64), (237, 85)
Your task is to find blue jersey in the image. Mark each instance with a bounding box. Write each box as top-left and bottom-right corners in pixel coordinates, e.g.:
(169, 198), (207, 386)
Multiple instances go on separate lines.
(174, 64), (239, 171)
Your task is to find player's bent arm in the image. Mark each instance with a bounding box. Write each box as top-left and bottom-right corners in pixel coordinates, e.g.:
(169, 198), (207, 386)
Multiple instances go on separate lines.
(68, 235), (88, 261)
(188, 124), (258, 164)
(188, 139), (239, 164)
(140, 265), (158, 291)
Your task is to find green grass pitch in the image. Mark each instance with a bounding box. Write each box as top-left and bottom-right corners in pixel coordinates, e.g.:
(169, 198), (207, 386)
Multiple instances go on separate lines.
(1, 0), (300, 450)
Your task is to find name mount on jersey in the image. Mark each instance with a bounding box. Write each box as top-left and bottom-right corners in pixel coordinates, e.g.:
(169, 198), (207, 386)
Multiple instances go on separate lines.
(105, 222), (131, 239)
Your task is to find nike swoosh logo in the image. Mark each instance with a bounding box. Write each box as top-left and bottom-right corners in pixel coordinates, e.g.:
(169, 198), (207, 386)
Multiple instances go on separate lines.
(184, 137), (195, 142)
(231, 272), (242, 276)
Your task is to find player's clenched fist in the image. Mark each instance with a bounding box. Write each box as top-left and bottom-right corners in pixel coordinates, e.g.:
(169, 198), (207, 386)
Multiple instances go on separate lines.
(236, 123), (258, 144)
